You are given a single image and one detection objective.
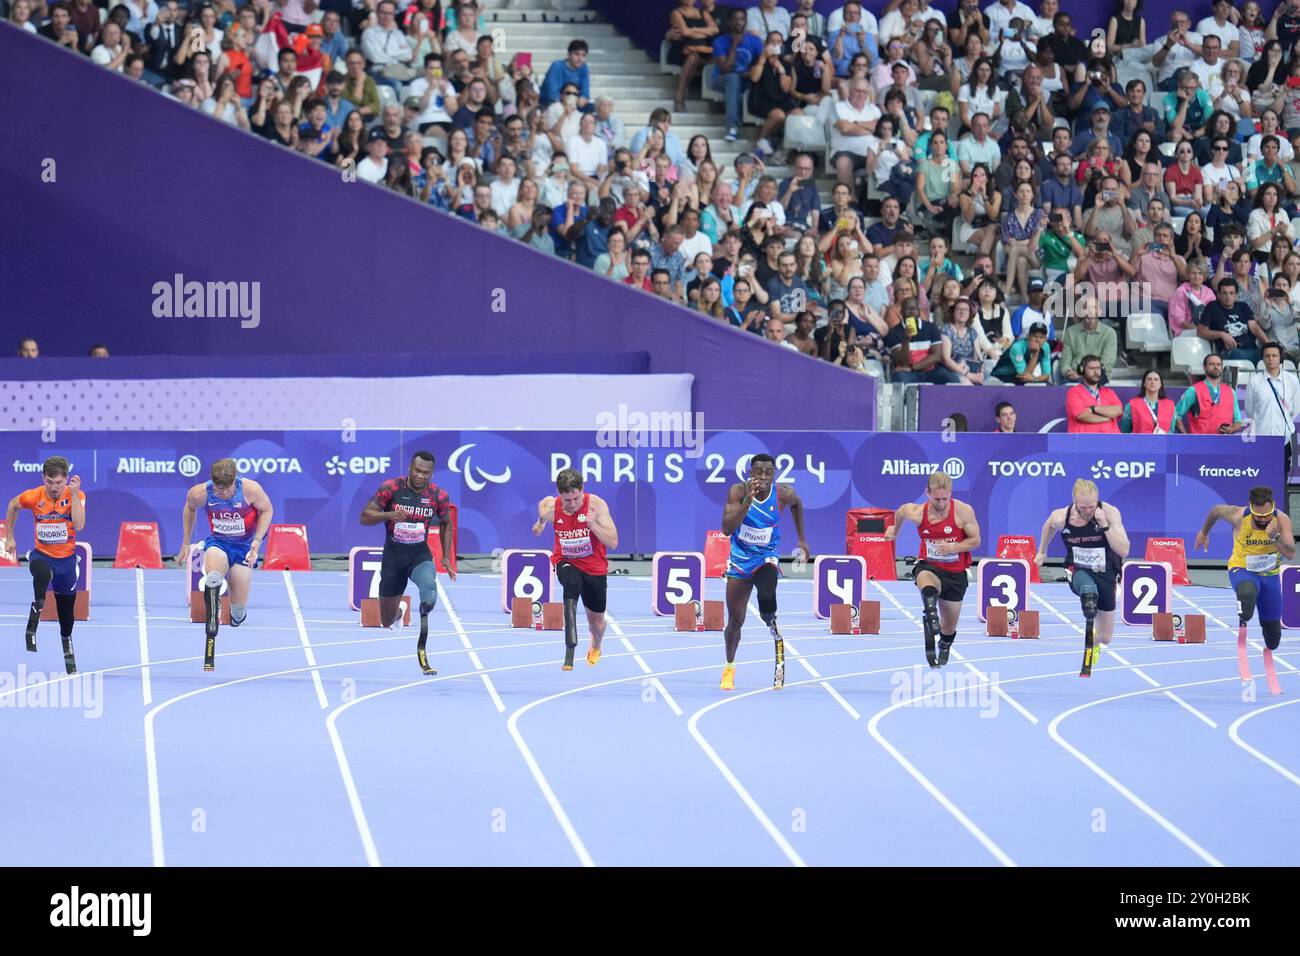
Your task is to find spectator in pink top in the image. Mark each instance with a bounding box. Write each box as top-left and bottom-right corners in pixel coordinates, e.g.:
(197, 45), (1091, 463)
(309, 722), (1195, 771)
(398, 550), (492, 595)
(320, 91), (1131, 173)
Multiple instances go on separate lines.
(1167, 260), (1216, 334)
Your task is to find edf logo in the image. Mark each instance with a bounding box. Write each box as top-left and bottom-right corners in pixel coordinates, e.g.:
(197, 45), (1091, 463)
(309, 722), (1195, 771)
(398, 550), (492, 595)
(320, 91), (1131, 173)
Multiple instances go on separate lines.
(1092, 459), (1156, 480)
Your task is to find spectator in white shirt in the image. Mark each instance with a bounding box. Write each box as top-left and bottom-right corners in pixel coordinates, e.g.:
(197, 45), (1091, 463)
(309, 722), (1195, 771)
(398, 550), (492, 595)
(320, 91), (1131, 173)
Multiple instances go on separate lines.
(357, 131), (390, 184)
(830, 79), (881, 189)
(407, 54), (460, 135)
(1196, 0), (1241, 60)
(362, 1), (417, 89)
(90, 22), (130, 72)
(827, 2), (879, 36)
(489, 155), (521, 217)
(566, 112), (609, 189)
(747, 0), (792, 39)
(985, 0), (1036, 42)
(1150, 11), (1202, 92)
(1246, 342), (1300, 479)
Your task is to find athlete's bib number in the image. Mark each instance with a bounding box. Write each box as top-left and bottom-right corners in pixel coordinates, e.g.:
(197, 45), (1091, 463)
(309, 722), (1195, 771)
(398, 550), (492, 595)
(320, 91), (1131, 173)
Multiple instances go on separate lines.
(393, 521), (425, 544)
(1246, 552), (1279, 574)
(738, 525), (773, 547)
(36, 522), (68, 544)
(1072, 547), (1106, 572)
(561, 533), (593, 558)
(211, 514), (247, 537)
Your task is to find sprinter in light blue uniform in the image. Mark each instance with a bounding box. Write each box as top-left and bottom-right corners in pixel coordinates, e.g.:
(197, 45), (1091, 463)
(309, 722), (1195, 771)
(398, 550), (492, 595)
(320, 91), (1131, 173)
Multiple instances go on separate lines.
(718, 453), (811, 691)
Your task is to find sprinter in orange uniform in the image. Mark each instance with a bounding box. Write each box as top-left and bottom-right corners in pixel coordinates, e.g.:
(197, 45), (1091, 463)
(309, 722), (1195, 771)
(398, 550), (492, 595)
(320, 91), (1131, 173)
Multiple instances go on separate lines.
(4, 456), (87, 674)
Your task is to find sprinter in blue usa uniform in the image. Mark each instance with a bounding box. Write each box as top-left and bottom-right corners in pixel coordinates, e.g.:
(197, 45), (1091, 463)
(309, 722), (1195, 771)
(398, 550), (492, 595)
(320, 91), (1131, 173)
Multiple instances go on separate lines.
(719, 453), (811, 691)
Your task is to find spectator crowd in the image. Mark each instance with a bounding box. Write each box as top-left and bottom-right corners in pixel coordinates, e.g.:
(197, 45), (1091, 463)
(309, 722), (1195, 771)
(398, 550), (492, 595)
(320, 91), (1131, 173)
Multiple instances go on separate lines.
(9, 0), (1300, 447)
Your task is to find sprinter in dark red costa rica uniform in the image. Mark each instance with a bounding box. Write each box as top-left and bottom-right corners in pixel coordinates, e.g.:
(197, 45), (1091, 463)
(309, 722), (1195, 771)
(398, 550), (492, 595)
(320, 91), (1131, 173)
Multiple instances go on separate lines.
(360, 450), (456, 674)
(885, 471), (981, 668)
(532, 467), (619, 670)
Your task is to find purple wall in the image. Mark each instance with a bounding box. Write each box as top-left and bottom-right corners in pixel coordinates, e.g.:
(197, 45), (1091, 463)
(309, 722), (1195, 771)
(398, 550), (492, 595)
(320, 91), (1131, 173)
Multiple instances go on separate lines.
(0, 24), (873, 431)
(593, 1), (1242, 64)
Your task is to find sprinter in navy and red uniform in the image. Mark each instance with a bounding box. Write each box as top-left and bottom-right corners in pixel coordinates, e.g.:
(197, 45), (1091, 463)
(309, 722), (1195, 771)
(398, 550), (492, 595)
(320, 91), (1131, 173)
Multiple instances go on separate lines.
(532, 467), (618, 670)
(360, 451), (456, 674)
(175, 457), (275, 671)
(885, 471), (981, 668)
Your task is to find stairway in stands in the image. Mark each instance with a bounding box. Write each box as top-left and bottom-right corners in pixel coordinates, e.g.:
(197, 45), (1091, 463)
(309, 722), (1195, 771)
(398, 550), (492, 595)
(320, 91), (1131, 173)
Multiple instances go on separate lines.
(486, 0), (807, 194)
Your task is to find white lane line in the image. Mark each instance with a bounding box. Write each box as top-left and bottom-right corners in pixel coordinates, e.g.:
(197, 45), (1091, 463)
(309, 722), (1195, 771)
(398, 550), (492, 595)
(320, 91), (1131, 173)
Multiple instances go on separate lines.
(870, 579), (1037, 725)
(1227, 697), (1300, 788)
(1034, 588), (1217, 729)
(744, 598), (859, 719)
(605, 613), (681, 717)
(439, 580), (505, 713)
(135, 567), (152, 706)
(284, 570), (329, 709)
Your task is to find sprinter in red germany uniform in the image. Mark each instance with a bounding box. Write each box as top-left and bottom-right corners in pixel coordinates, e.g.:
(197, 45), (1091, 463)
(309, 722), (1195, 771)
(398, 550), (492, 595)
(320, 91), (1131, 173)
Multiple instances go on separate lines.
(885, 470), (981, 668)
(532, 467), (619, 670)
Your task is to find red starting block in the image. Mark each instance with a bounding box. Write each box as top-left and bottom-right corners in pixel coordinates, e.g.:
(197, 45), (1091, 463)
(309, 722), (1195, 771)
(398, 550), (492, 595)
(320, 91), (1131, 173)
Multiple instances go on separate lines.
(113, 521), (164, 569)
(1014, 609), (1040, 639)
(41, 591), (91, 622)
(361, 596), (410, 627)
(540, 602), (564, 631)
(829, 600), (882, 635)
(511, 596), (536, 628)
(188, 590), (231, 625)
(986, 606), (1009, 636)
(263, 524), (311, 571)
(674, 600), (726, 632)
(1152, 612), (1205, 643)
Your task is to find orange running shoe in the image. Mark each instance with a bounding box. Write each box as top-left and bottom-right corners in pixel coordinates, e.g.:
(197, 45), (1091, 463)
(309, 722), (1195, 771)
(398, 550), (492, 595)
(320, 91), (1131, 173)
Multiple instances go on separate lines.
(587, 646), (601, 666)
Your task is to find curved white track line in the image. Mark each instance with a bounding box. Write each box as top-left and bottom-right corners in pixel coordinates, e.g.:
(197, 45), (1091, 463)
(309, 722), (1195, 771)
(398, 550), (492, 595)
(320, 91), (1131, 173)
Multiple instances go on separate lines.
(1227, 697), (1300, 788)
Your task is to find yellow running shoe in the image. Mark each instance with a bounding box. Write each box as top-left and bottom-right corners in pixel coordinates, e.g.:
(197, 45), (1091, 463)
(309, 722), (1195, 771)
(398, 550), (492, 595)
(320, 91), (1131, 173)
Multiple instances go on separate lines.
(720, 664), (736, 691)
(587, 646), (601, 666)
(1087, 645), (1103, 668)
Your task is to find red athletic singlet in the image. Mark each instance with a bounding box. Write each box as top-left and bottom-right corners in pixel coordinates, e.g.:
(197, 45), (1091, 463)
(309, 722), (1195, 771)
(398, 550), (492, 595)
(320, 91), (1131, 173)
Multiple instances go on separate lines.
(917, 500), (971, 573)
(550, 493), (609, 575)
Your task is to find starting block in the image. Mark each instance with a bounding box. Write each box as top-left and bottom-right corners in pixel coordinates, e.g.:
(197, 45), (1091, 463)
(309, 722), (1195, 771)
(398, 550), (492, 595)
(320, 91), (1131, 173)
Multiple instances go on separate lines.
(41, 591), (91, 622)
(540, 602), (564, 630)
(1152, 612), (1205, 643)
(188, 590), (231, 625)
(511, 596), (537, 628)
(361, 596), (410, 627)
(674, 600), (725, 632)
(829, 600), (881, 635)
(1014, 609), (1040, 639)
(987, 607), (1039, 638)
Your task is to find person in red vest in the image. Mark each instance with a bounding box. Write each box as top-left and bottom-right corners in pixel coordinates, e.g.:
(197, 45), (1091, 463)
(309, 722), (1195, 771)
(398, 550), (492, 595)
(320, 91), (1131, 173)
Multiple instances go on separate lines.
(1064, 355), (1123, 433)
(1174, 353), (1247, 434)
(532, 468), (618, 670)
(1119, 369), (1177, 433)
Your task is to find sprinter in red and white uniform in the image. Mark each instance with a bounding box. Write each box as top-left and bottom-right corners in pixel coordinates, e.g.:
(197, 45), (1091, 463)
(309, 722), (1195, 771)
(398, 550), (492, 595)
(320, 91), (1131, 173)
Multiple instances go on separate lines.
(532, 467), (619, 670)
(885, 471), (981, 668)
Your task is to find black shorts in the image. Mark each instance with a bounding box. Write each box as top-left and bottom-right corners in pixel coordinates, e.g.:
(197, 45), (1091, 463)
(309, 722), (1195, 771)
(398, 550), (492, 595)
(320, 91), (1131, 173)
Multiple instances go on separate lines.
(555, 561), (608, 614)
(911, 561), (970, 603)
(1069, 568), (1119, 613)
(378, 547), (435, 598)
